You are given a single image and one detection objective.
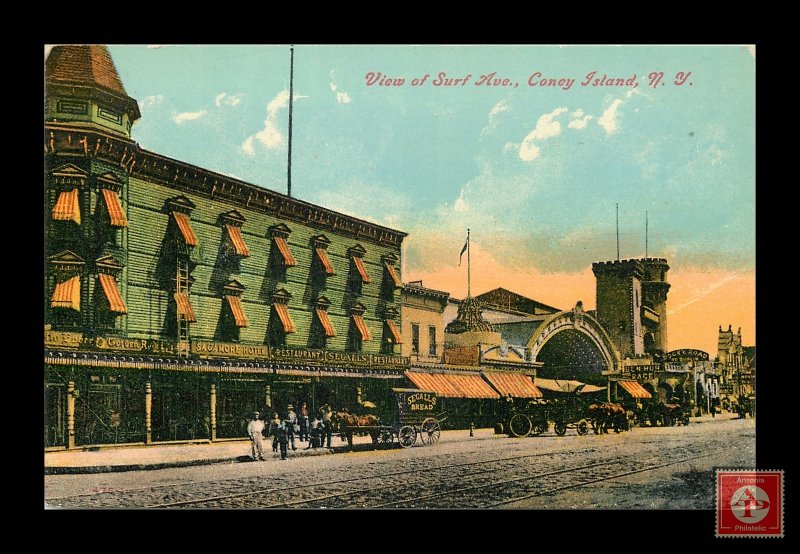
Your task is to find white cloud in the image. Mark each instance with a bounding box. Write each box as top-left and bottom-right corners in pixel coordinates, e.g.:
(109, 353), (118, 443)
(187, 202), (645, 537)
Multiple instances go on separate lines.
(215, 92), (242, 107)
(598, 99), (623, 135)
(568, 108), (593, 130)
(140, 95), (164, 109)
(518, 107), (567, 161)
(241, 90), (306, 155)
(172, 110), (207, 124)
(329, 70), (353, 104)
(481, 99), (509, 137)
(453, 190), (469, 213)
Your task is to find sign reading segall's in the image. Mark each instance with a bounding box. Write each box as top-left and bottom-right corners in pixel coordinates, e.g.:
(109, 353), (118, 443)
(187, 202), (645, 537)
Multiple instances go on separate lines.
(406, 392), (437, 411)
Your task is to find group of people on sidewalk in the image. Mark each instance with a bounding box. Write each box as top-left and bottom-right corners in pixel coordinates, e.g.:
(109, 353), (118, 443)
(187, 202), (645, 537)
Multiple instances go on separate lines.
(247, 402), (334, 461)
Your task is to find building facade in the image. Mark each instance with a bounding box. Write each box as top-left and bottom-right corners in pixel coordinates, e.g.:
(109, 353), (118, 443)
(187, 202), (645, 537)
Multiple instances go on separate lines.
(400, 281), (449, 363)
(716, 325), (755, 399)
(44, 45), (409, 449)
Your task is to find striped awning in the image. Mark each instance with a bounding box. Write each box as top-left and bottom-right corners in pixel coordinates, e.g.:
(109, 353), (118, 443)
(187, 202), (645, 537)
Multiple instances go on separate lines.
(101, 188), (128, 227)
(97, 274), (127, 314)
(52, 189), (81, 224)
(315, 248), (336, 275)
(386, 319), (402, 344)
(406, 371), (500, 399)
(51, 275), (81, 311)
(316, 308), (336, 337)
(352, 314), (371, 341)
(174, 292), (197, 322)
(225, 225), (250, 257)
(352, 256), (371, 283)
(273, 236), (297, 267)
(273, 303), (295, 333)
(172, 212), (198, 247)
(225, 295), (249, 327)
(482, 372), (543, 398)
(384, 262), (402, 288)
(618, 379), (652, 399)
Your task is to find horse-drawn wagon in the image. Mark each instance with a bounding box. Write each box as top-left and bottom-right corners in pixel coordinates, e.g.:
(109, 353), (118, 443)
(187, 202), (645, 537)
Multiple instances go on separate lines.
(333, 388), (445, 449)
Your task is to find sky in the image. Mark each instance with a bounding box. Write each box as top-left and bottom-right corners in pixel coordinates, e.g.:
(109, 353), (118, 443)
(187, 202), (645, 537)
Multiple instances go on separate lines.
(78, 44), (754, 355)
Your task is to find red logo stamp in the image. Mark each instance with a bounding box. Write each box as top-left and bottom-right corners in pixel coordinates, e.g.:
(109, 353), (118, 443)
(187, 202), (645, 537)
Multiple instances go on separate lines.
(717, 470), (784, 538)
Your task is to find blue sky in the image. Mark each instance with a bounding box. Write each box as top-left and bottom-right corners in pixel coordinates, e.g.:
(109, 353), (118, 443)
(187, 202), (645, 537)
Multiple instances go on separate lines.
(100, 45), (755, 351)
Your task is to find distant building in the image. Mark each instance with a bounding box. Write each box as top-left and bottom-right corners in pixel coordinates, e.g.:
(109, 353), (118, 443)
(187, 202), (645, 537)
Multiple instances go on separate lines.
(716, 325), (755, 398)
(400, 281), (449, 363)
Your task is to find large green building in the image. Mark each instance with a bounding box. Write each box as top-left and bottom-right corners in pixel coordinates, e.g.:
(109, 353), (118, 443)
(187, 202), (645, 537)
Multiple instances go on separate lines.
(44, 45), (408, 448)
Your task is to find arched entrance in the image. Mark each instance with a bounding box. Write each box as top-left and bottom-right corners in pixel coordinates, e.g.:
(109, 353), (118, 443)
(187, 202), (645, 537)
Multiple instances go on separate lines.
(528, 302), (620, 384)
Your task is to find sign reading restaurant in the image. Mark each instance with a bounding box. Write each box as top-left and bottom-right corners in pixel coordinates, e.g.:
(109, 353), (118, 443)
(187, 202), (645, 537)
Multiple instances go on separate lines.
(45, 330), (408, 370)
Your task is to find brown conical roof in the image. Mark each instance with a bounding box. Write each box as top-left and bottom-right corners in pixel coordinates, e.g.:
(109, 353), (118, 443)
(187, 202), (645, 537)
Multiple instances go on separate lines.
(46, 45), (128, 96)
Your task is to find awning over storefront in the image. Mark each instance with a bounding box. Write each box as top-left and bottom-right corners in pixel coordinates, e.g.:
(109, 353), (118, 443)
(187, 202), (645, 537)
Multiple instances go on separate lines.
(172, 212), (198, 246)
(315, 248), (336, 275)
(482, 372), (543, 398)
(174, 292), (197, 322)
(98, 274), (127, 313)
(225, 295), (249, 327)
(406, 370), (500, 399)
(352, 256), (371, 283)
(225, 225), (250, 257)
(273, 236), (297, 267)
(53, 188), (81, 224)
(535, 378), (606, 394)
(618, 379), (652, 399)
(101, 188), (128, 227)
(51, 275), (81, 311)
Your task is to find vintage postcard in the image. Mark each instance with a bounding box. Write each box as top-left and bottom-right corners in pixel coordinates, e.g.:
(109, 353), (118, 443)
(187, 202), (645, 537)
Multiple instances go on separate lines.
(45, 44), (757, 516)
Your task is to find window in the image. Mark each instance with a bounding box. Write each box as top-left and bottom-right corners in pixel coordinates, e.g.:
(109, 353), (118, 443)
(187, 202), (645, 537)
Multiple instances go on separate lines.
(94, 257), (127, 333)
(381, 253), (402, 300)
(309, 296), (336, 349)
(348, 303), (370, 352)
(429, 326), (437, 356)
(382, 308), (402, 354)
(347, 244), (370, 296)
(412, 324), (420, 354)
(268, 288), (295, 347)
(48, 250), (86, 331)
(219, 280), (248, 342)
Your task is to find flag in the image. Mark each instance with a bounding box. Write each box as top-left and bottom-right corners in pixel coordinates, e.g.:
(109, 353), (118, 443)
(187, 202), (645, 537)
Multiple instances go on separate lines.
(458, 236), (468, 265)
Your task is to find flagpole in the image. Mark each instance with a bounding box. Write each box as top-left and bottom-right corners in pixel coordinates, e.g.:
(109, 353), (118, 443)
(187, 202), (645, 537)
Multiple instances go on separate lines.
(467, 228), (471, 298)
(287, 45), (294, 198)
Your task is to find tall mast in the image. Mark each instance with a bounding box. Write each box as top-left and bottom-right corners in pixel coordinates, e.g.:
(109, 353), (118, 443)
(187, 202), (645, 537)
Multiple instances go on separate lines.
(287, 45), (295, 198)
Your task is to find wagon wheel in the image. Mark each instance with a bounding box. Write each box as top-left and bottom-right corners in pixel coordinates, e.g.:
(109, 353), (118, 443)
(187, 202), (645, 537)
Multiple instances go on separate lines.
(508, 413), (532, 438)
(420, 418), (441, 445)
(377, 427), (394, 447)
(576, 419), (589, 436)
(398, 425), (416, 448)
(554, 421), (567, 436)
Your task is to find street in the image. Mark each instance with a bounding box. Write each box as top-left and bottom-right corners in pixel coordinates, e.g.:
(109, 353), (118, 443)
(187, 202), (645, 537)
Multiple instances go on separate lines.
(45, 416), (755, 509)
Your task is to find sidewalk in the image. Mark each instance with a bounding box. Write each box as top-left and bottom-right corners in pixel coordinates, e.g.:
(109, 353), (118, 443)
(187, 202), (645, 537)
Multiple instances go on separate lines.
(45, 427), (501, 474)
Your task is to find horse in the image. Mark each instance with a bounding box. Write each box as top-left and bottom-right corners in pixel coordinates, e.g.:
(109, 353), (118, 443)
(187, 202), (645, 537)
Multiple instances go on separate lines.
(332, 410), (380, 446)
(588, 402), (627, 434)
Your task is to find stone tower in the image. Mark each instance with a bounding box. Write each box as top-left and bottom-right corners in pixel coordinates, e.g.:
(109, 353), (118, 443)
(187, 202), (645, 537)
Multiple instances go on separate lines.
(592, 257), (670, 360)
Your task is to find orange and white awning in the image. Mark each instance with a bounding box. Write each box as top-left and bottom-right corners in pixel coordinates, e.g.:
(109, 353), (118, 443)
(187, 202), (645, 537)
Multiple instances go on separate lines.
(225, 225), (250, 257)
(101, 188), (128, 227)
(273, 303), (296, 333)
(316, 308), (336, 337)
(53, 189), (81, 224)
(386, 320), (402, 344)
(384, 262), (401, 288)
(98, 274), (127, 314)
(482, 372), (543, 398)
(315, 248), (336, 275)
(618, 379), (652, 399)
(406, 370), (499, 399)
(174, 292), (197, 322)
(352, 256), (371, 283)
(273, 236), (297, 267)
(51, 275), (81, 311)
(352, 314), (371, 341)
(225, 295), (249, 327)
(172, 212), (198, 247)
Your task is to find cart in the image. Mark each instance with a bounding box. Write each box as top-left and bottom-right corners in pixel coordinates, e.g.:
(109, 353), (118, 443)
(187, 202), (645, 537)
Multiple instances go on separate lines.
(391, 388), (446, 448)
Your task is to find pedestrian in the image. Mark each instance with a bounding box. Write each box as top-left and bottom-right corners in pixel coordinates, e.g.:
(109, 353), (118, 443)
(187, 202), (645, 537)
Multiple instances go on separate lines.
(268, 412), (282, 453)
(320, 404), (333, 448)
(279, 415), (291, 460)
(286, 404), (298, 451)
(299, 402), (310, 443)
(246, 412), (266, 461)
